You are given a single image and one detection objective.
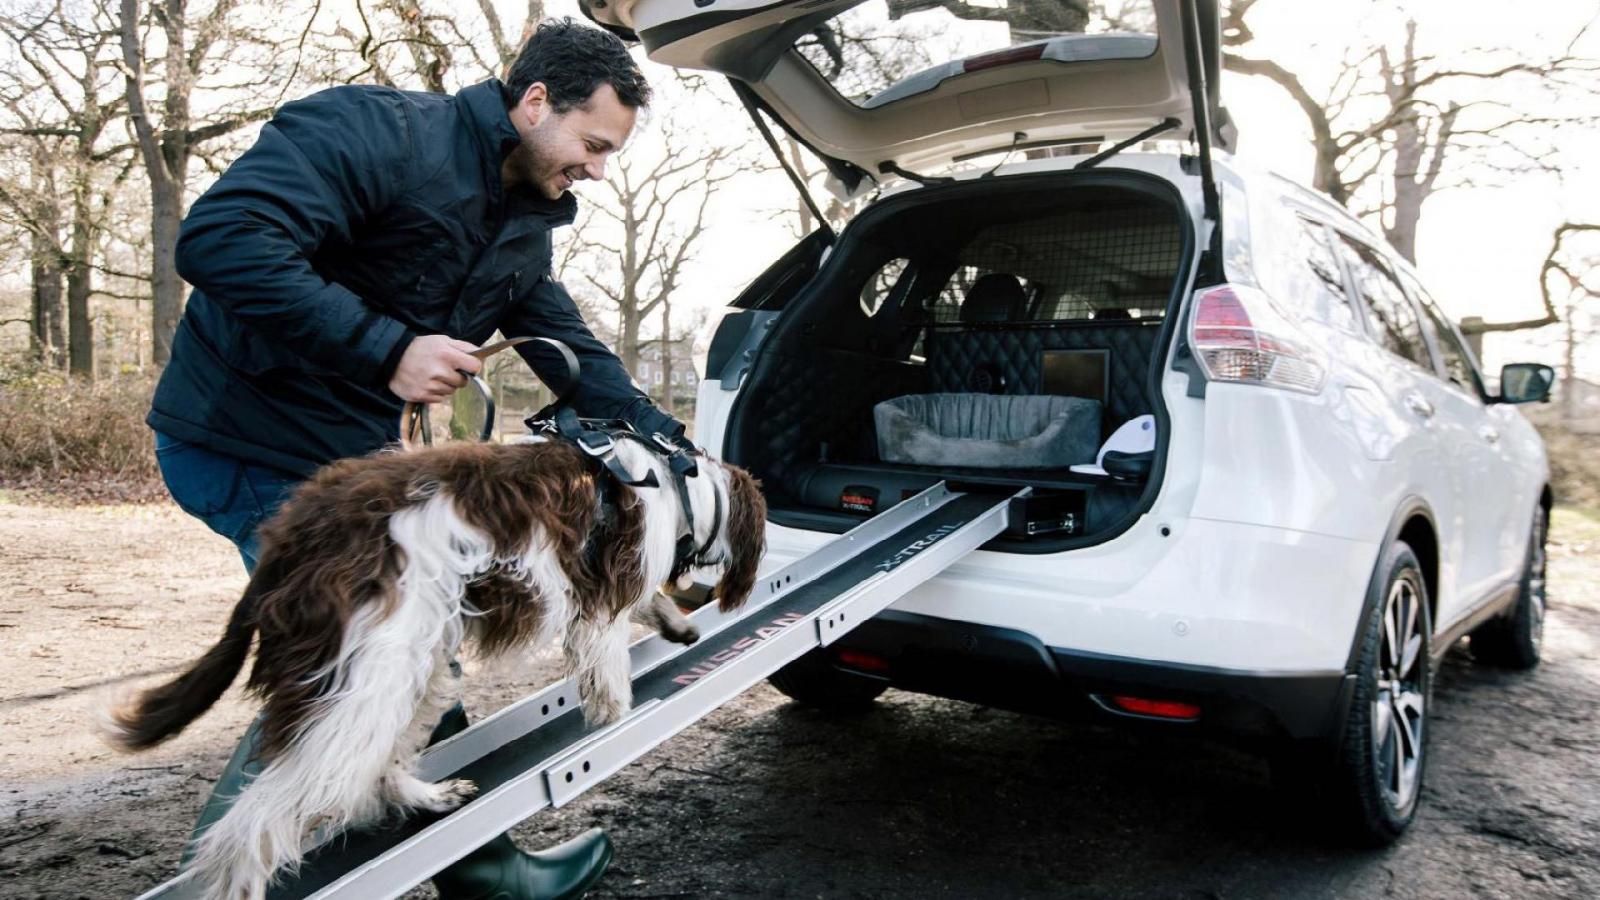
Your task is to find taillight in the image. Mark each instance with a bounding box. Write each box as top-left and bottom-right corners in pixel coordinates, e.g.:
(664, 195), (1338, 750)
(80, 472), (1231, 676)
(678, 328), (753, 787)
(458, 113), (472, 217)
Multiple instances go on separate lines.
(833, 648), (891, 675)
(1188, 284), (1326, 394)
(963, 43), (1046, 73)
(1108, 695), (1202, 720)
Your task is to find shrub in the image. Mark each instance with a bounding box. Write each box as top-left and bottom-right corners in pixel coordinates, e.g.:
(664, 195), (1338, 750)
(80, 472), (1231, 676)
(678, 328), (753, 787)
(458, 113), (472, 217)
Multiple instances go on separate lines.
(0, 363), (163, 502)
(1536, 422), (1600, 513)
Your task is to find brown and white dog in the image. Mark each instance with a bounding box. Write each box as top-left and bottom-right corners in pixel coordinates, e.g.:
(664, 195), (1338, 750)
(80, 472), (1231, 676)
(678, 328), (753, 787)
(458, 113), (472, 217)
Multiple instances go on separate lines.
(101, 437), (764, 899)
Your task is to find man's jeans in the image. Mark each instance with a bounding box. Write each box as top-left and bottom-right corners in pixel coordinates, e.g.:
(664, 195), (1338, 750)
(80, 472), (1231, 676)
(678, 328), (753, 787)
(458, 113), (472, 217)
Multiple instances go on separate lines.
(153, 432), (302, 573)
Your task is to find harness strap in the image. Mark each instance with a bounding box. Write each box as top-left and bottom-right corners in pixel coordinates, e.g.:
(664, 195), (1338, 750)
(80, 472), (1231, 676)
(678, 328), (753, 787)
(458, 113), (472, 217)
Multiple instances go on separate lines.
(531, 411), (720, 579)
(544, 406), (660, 489)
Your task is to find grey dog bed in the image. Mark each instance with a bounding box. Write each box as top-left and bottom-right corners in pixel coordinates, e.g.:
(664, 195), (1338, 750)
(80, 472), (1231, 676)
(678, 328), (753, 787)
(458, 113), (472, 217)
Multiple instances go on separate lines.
(873, 393), (1102, 468)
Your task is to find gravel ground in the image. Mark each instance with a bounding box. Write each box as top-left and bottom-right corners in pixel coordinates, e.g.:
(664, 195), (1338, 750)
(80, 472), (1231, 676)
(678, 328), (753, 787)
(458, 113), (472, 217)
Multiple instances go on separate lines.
(2, 499), (1597, 899)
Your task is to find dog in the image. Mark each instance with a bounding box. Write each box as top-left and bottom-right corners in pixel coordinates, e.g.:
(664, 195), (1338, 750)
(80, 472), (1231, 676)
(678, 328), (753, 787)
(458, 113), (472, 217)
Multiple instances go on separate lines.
(100, 436), (764, 899)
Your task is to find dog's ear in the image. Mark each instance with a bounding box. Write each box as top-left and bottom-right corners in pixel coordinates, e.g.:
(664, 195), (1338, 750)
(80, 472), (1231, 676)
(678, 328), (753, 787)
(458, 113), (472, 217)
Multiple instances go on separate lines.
(712, 464), (766, 612)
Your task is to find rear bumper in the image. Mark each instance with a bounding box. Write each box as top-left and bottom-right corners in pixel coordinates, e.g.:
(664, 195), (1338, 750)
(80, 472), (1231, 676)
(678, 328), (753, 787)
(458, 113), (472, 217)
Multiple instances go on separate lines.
(762, 514), (1379, 673)
(826, 610), (1356, 744)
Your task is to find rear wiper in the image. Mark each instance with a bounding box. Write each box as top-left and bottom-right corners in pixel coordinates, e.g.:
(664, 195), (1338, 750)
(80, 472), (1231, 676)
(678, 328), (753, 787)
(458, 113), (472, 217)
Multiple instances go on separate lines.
(878, 160), (956, 186)
(1077, 117), (1181, 170)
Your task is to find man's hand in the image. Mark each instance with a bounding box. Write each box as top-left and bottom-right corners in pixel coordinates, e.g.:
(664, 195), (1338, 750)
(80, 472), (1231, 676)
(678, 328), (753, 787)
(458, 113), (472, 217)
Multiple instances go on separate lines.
(388, 335), (483, 404)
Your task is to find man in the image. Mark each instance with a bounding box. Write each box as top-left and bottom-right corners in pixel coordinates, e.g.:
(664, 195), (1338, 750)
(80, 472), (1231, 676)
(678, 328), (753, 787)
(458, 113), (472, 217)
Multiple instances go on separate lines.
(148, 19), (679, 899)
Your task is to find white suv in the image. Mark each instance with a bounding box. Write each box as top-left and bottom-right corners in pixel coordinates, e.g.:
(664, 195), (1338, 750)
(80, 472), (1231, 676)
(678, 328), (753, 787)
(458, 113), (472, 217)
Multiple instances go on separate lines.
(584, 0), (1556, 843)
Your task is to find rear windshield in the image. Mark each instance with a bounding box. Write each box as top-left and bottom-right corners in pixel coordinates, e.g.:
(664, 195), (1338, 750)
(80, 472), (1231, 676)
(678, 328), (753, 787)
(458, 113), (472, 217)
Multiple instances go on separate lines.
(794, 0), (1159, 109)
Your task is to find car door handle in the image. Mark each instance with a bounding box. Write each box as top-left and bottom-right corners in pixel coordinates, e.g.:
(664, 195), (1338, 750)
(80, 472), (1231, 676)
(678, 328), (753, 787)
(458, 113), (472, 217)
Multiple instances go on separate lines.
(1403, 392), (1435, 419)
(1478, 425), (1500, 444)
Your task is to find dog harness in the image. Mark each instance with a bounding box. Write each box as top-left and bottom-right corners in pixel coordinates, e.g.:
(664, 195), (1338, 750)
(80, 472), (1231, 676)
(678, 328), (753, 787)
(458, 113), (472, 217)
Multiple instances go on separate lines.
(526, 404), (723, 584)
(398, 336), (721, 583)
(504, 338), (721, 584)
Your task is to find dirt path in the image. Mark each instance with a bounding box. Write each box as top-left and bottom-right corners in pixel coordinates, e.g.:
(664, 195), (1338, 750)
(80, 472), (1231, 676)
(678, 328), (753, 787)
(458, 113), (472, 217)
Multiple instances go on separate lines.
(3, 500), (1597, 899)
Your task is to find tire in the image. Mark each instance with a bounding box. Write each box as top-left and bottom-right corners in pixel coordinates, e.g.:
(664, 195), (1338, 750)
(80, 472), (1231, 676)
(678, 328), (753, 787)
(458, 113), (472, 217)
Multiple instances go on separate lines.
(1470, 504), (1548, 670)
(1328, 541), (1433, 846)
(768, 649), (888, 712)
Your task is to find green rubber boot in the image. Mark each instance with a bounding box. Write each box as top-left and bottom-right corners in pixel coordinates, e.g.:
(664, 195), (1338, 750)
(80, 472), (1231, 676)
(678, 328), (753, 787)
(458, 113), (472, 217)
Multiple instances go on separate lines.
(426, 706), (613, 900)
(186, 704), (613, 899)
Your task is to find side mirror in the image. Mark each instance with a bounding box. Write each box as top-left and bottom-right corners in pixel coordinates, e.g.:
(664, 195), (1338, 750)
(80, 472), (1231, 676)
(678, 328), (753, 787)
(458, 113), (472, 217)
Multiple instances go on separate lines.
(1496, 363), (1555, 404)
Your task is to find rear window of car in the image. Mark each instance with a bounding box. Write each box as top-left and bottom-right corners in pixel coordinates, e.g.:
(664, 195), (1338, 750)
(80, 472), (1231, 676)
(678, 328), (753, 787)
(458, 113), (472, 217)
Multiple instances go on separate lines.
(794, 0), (1158, 109)
(861, 258), (911, 317)
(1291, 217), (1359, 332)
(1335, 236), (1434, 370)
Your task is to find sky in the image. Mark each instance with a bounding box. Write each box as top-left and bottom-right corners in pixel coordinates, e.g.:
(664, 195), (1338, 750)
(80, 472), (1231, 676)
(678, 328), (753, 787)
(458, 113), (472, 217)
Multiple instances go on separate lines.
(541, 0), (1600, 380)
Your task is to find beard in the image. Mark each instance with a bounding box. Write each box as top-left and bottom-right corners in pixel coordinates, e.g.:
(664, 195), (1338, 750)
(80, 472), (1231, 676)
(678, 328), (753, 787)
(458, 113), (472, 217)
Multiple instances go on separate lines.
(513, 118), (572, 200)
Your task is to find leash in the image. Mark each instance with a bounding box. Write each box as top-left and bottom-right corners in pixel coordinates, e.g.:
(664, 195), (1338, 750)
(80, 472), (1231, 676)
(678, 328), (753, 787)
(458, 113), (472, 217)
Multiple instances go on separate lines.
(399, 337), (577, 451)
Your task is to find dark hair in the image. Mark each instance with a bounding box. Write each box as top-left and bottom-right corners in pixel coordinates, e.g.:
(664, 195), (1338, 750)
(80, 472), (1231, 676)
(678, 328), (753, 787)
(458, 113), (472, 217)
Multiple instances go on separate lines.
(504, 18), (651, 113)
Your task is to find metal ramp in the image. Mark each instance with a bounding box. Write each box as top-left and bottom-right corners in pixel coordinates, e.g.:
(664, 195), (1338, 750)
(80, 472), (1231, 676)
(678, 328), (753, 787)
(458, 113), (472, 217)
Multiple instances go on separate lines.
(138, 482), (1020, 900)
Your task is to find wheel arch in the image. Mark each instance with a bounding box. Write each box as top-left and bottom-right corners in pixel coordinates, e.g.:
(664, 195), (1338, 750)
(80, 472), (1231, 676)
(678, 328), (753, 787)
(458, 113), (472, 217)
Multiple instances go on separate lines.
(1345, 496), (1438, 675)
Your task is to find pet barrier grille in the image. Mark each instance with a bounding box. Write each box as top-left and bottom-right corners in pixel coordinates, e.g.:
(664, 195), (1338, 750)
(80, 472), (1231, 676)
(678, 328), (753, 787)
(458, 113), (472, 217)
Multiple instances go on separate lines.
(927, 203), (1183, 324)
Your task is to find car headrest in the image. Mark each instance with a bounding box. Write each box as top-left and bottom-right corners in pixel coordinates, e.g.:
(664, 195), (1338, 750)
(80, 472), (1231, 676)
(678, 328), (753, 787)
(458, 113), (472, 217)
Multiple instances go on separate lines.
(961, 273), (1027, 324)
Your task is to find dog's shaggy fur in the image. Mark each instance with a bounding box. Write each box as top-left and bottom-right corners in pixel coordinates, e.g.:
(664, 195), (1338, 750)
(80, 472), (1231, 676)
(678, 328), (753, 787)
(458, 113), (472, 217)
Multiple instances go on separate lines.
(100, 438), (764, 899)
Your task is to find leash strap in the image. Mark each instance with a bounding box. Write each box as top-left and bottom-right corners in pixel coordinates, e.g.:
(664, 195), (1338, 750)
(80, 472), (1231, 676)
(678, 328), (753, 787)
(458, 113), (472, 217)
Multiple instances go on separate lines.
(399, 336), (577, 452)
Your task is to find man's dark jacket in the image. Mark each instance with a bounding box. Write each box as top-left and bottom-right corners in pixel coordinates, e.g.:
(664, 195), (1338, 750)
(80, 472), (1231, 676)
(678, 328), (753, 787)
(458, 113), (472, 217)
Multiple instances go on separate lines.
(150, 79), (679, 477)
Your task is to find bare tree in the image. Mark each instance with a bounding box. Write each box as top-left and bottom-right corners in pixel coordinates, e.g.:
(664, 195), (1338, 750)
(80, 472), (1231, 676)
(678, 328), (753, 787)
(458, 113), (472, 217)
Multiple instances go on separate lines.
(1522, 223), (1600, 421)
(469, 0), (544, 76)
(119, 0), (282, 366)
(25, 146), (67, 368)
(1222, 0), (1598, 266)
(329, 0), (544, 92)
(1, 3), (135, 374)
(573, 113), (741, 375)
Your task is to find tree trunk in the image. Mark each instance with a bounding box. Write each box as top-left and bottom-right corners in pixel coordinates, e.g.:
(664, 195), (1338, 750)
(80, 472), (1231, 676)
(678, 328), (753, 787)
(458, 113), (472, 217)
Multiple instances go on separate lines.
(659, 296), (674, 417)
(1378, 22), (1437, 266)
(123, 0), (193, 367)
(1386, 123), (1424, 264)
(28, 148), (66, 369)
(67, 176), (95, 377)
(786, 137), (812, 235)
(66, 261), (94, 377)
(31, 249), (67, 370)
(620, 309), (641, 375)
(1563, 301), (1578, 424)
(150, 180), (186, 365)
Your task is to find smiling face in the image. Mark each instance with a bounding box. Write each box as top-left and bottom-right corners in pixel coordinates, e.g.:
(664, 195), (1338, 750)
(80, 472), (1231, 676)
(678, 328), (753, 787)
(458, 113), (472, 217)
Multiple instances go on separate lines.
(505, 82), (637, 200)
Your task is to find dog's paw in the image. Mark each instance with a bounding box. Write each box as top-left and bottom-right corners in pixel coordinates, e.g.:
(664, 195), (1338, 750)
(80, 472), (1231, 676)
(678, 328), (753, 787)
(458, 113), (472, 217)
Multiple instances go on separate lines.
(660, 619), (699, 645)
(582, 696), (629, 727)
(415, 778), (477, 813)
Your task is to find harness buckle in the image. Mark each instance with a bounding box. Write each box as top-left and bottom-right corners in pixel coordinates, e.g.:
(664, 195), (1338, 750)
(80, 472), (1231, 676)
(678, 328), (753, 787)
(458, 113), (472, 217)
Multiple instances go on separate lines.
(574, 431), (615, 457)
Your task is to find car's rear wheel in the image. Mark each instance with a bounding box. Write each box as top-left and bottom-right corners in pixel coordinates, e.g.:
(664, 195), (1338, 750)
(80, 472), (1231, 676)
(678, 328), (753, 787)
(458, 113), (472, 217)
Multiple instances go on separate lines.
(768, 649), (888, 712)
(1470, 504), (1548, 670)
(1325, 541), (1432, 845)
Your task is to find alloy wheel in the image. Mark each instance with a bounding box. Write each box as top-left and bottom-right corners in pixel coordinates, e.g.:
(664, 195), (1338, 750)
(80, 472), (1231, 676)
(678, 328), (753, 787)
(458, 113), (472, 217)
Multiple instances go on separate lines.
(1529, 506), (1548, 654)
(1373, 576), (1426, 813)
